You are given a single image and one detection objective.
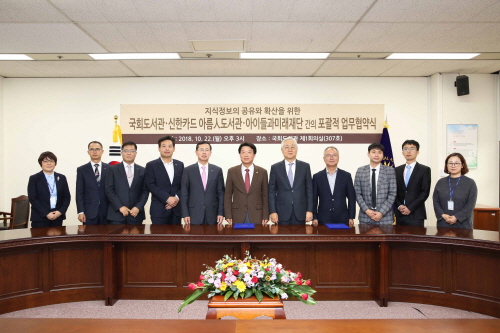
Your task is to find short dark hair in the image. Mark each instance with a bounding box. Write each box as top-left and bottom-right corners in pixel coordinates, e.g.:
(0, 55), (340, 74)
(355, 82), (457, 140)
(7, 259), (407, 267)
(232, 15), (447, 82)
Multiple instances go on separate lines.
(87, 141), (103, 149)
(368, 143), (384, 152)
(158, 135), (176, 147)
(238, 142), (257, 154)
(196, 141), (212, 151)
(122, 141), (137, 150)
(38, 151), (57, 166)
(402, 140), (420, 151)
(444, 153), (469, 175)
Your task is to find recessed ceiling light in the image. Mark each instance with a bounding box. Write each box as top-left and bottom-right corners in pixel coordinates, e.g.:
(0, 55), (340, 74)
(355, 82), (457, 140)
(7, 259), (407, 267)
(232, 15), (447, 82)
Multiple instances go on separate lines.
(0, 54), (33, 60)
(89, 53), (180, 60)
(240, 53), (330, 59)
(386, 53), (480, 60)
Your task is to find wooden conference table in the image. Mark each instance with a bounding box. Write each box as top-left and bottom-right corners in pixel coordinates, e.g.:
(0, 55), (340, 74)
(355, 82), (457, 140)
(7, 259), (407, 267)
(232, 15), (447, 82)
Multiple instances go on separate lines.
(0, 224), (499, 317)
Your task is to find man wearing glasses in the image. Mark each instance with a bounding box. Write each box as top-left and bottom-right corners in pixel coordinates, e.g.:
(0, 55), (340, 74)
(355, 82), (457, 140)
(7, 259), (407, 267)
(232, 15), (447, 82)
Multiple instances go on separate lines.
(268, 137), (313, 225)
(395, 140), (431, 226)
(181, 141), (224, 225)
(76, 141), (110, 225)
(105, 141), (149, 224)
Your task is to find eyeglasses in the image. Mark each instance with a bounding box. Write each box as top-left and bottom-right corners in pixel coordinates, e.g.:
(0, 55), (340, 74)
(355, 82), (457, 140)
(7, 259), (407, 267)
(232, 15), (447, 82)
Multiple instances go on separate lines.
(88, 148), (102, 152)
(447, 162), (462, 167)
(122, 149), (136, 153)
(42, 159), (55, 163)
(197, 149), (211, 152)
(403, 147), (416, 151)
(324, 154), (338, 158)
(283, 146), (297, 150)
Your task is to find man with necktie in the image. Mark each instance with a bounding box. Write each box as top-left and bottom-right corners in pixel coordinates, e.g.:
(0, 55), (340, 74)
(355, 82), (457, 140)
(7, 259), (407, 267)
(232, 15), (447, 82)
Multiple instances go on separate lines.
(224, 142), (269, 225)
(76, 141), (110, 225)
(395, 140), (431, 226)
(269, 137), (313, 225)
(181, 141), (224, 225)
(105, 141), (148, 224)
(354, 143), (397, 225)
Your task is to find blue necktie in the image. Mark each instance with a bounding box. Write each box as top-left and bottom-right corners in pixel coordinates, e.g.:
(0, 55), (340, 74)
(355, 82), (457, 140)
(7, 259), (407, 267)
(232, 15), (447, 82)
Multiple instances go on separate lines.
(404, 165), (412, 186)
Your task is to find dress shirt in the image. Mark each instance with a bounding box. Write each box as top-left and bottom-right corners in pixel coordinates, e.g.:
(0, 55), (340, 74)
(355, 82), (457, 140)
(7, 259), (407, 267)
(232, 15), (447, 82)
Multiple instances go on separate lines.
(285, 159), (296, 180)
(198, 162), (208, 179)
(124, 162), (135, 186)
(163, 159), (175, 183)
(326, 168), (338, 194)
(90, 161), (102, 179)
(44, 173), (57, 209)
(403, 161), (416, 181)
(369, 163), (381, 187)
(241, 164), (254, 184)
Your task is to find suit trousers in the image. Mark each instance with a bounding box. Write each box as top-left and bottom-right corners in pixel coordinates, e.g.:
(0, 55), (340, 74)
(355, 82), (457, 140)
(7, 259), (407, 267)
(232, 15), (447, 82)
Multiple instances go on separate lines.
(31, 220), (63, 228)
(84, 211), (108, 225)
(152, 215), (182, 225)
(396, 215), (424, 226)
(110, 216), (143, 225)
(280, 207), (304, 225)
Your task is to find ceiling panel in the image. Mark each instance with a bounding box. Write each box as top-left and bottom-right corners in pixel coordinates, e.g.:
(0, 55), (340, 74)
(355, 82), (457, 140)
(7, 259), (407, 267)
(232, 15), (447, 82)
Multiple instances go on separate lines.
(173, 0), (217, 22)
(112, 23), (166, 52)
(0, 60), (136, 77)
(0, 23), (107, 53)
(122, 59), (226, 76)
(0, 0), (70, 23)
(148, 23), (193, 52)
(252, 0), (296, 22)
(472, 1), (500, 21)
(289, 0), (374, 22)
(183, 22), (221, 40)
(314, 60), (401, 76)
(379, 60), (500, 77)
(79, 23), (136, 52)
(213, 0), (254, 21)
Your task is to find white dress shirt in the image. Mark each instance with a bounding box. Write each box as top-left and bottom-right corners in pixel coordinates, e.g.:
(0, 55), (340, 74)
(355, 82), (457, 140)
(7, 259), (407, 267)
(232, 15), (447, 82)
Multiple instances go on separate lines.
(163, 159), (175, 183)
(241, 164), (254, 184)
(369, 163), (381, 186)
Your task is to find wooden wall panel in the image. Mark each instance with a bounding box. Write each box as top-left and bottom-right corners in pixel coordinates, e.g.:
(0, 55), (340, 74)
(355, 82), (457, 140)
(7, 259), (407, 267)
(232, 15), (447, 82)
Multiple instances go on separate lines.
(250, 243), (310, 278)
(0, 248), (43, 299)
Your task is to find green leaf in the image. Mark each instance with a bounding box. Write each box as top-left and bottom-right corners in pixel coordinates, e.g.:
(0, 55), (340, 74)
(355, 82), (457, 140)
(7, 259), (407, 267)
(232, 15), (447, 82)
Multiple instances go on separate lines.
(224, 291), (234, 301)
(254, 289), (263, 302)
(244, 288), (253, 298)
(178, 288), (206, 313)
(233, 290), (239, 300)
(263, 290), (275, 299)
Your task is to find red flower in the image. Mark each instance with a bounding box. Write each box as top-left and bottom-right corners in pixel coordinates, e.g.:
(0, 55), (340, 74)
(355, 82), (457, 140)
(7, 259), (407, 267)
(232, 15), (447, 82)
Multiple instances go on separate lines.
(199, 275), (205, 281)
(233, 270), (239, 276)
(197, 281), (204, 287)
(265, 268), (271, 271)
(276, 268), (281, 273)
(295, 278), (302, 285)
(305, 280), (311, 286)
(221, 273), (226, 280)
(301, 294), (308, 300)
(188, 283), (197, 291)
(251, 276), (258, 283)
(296, 272), (302, 279)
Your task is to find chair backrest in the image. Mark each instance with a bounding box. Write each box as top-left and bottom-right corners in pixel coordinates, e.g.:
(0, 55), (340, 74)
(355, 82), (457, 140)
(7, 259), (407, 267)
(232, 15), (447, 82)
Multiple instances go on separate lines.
(11, 195), (29, 228)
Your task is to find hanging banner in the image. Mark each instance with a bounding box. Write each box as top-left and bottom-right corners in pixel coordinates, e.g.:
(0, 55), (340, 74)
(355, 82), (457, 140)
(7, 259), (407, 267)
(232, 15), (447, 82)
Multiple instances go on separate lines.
(121, 104), (384, 144)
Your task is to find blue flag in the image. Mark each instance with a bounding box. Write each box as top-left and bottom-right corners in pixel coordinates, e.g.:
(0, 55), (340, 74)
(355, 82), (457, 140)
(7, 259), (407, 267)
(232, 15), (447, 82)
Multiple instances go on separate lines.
(380, 124), (395, 168)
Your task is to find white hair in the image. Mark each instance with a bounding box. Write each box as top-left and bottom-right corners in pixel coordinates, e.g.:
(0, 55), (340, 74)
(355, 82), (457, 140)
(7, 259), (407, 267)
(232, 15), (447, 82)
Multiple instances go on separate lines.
(281, 136), (298, 148)
(323, 146), (339, 154)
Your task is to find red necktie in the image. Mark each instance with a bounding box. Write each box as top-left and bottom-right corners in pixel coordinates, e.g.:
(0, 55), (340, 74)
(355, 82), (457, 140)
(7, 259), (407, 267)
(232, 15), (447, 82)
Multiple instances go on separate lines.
(245, 169), (250, 193)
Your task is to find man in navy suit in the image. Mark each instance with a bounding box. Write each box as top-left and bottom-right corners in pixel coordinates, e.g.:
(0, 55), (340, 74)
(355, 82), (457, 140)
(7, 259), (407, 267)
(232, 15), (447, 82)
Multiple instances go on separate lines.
(312, 146), (356, 227)
(269, 137), (313, 225)
(105, 141), (149, 224)
(145, 135), (184, 225)
(76, 141), (109, 225)
(181, 141), (224, 225)
(395, 140), (431, 226)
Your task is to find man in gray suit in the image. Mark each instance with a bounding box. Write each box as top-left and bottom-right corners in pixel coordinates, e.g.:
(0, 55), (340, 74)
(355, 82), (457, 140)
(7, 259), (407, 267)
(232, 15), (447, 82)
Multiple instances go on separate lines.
(181, 141), (224, 225)
(269, 137), (313, 225)
(105, 141), (149, 224)
(354, 143), (397, 225)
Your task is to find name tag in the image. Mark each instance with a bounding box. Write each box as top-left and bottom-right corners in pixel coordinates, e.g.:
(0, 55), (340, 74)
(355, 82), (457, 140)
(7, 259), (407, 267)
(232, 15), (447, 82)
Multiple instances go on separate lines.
(50, 196), (57, 209)
(448, 201), (454, 210)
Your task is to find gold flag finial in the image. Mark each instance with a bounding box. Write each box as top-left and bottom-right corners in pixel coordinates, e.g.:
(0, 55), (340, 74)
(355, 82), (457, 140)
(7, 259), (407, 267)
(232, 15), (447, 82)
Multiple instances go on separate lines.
(112, 115), (122, 145)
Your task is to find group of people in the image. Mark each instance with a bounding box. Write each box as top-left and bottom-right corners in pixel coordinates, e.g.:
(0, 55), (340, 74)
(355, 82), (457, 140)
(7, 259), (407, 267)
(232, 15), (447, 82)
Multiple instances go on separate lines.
(27, 136), (477, 229)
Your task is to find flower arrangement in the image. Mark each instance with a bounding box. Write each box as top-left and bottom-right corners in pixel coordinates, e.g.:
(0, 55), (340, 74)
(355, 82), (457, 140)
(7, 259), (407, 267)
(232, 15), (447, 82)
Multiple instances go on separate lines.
(178, 252), (316, 312)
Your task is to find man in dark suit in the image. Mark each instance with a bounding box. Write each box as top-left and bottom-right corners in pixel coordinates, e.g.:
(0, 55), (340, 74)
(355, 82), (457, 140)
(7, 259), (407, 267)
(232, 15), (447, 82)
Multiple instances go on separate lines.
(224, 142), (269, 225)
(181, 141), (224, 225)
(313, 146), (356, 227)
(145, 135), (184, 225)
(269, 137), (313, 225)
(76, 141), (109, 225)
(105, 141), (149, 224)
(354, 143), (397, 225)
(395, 140), (431, 226)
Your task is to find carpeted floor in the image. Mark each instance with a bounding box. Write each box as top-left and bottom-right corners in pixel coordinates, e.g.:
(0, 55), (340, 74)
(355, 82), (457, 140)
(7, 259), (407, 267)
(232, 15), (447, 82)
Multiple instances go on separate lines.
(0, 300), (494, 320)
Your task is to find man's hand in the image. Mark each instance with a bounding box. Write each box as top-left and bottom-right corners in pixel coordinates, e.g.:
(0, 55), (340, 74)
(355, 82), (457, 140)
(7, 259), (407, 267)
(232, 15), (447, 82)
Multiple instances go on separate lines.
(78, 213), (86, 223)
(119, 206), (130, 217)
(184, 216), (191, 225)
(305, 211), (313, 222)
(262, 219), (268, 226)
(46, 211), (61, 220)
(166, 196), (178, 208)
(348, 219), (354, 227)
(217, 215), (224, 224)
(447, 215), (458, 224)
(130, 207), (140, 217)
(226, 218), (233, 224)
(372, 212), (383, 222)
(312, 219), (319, 226)
(270, 213), (279, 224)
(365, 209), (375, 218)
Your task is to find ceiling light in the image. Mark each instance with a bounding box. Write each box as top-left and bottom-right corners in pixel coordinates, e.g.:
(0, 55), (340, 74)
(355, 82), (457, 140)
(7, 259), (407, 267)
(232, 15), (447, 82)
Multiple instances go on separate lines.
(89, 53), (180, 60)
(386, 53), (480, 60)
(240, 53), (330, 59)
(0, 54), (33, 60)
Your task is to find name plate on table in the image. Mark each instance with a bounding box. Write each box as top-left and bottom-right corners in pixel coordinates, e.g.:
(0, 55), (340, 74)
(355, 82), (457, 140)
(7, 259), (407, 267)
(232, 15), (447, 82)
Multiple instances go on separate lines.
(233, 223), (255, 229)
(325, 224), (350, 229)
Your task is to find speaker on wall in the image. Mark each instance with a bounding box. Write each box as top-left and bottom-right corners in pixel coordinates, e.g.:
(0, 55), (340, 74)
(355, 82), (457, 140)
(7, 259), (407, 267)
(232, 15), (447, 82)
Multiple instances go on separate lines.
(455, 75), (469, 96)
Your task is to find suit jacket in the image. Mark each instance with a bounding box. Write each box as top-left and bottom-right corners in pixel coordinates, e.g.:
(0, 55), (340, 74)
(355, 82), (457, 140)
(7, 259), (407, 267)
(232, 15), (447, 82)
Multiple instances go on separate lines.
(395, 162), (431, 221)
(76, 162), (109, 220)
(313, 168), (356, 224)
(105, 162), (149, 223)
(354, 164), (397, 224)
(28, 171), (71, 222)
(180, 163), (224, 225)
(268, 160), (313, 222)
(224, 164), (269, 224)
(145, 158), (184, 219)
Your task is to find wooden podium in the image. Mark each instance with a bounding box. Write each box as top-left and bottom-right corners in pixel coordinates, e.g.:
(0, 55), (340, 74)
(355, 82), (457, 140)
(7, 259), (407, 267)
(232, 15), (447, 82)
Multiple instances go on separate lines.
(206, 295), (286, 320)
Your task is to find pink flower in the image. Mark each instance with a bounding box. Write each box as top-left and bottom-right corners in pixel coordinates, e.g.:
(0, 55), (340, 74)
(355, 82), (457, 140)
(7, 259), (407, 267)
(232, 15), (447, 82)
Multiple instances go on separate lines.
(276, 268), (281, 273)
(197, 281), (204, 287)
(233, 270), (239, 276)
(301, 294), (308, 300)
(188, 283), (197, 291)
(265, 268), (270, 271)
(251, 276), (258, 283)
(305, 280), (311, 286)
(199, 275), (205, 281)
(295, 278), (302, 285)
(296, 272), (302, 279)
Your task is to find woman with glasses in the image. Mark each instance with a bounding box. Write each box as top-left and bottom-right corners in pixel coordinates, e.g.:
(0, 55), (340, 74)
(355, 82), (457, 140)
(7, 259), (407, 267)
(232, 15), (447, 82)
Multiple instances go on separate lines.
(27, 151), (71, 228)
(432, 153), (477, 229)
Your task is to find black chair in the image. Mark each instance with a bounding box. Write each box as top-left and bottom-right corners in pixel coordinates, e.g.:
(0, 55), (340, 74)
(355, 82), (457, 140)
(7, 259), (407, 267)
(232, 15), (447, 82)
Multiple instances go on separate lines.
(0, 195), (30, 230)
